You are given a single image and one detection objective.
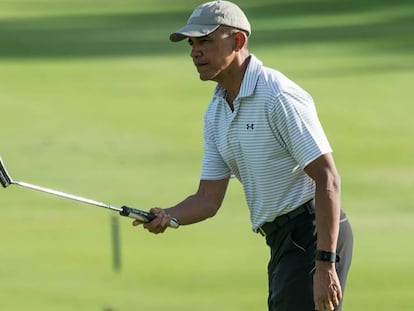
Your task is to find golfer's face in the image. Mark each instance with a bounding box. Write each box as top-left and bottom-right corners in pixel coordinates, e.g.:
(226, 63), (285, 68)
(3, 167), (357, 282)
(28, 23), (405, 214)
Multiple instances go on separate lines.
(188, 28), (235, 82)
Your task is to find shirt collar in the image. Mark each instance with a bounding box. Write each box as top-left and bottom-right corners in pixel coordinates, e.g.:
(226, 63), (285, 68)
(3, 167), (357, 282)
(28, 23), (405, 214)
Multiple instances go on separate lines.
(214, 54), (262, 100)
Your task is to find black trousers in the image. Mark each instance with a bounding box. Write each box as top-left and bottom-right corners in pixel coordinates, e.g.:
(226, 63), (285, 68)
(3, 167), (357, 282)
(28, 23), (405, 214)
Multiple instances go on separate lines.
(265, 209), (353, 311)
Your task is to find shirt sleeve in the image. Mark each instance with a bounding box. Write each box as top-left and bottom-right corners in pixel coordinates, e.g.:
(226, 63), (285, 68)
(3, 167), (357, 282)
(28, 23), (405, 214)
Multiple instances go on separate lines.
(200, 113), (232, 180)
(270, 89), (332, 169)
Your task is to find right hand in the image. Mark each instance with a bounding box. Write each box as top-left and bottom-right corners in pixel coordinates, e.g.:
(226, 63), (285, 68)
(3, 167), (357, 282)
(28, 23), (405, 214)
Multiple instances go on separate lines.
(132, 207), (170, 234)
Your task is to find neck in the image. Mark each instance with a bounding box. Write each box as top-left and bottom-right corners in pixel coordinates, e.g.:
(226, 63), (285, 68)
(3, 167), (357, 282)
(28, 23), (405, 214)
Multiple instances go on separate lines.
(219, 53), (251, 109)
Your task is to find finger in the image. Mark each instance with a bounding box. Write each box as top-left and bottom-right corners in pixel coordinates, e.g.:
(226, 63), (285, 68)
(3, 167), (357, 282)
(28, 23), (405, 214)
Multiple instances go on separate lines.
(144, 213), (170, 234)
(329, 288), (339, 309)
(150, 207), (164, 216)
(153, 208), (172, 227)
(132, 219), (143, 226)
(160, 213), (171, 227)
(332, 295), (339, 309)
(149, 208), (168, 225)
(325, 299), (335, 311)
(336, 284), (343, 301)
(144, 215), (162, 229)
(329, 283), (342, 307)
(314, 300), (324, 311)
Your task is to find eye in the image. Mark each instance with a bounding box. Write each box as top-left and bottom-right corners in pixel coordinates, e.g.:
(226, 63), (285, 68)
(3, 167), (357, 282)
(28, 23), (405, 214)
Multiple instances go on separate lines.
(187, 39), (194, 46)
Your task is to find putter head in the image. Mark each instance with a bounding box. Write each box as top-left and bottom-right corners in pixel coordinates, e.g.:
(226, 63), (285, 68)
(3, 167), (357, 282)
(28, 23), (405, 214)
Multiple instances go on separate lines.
(0, 157), (13, 188)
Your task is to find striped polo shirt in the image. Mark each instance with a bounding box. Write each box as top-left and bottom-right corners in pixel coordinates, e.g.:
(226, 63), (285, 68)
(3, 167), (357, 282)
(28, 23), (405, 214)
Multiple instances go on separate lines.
(201, 55), (332, 231)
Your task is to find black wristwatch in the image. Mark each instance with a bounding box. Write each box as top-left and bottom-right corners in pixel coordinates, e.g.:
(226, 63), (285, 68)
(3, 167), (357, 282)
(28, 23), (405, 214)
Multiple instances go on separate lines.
(315, 250), (340, 263)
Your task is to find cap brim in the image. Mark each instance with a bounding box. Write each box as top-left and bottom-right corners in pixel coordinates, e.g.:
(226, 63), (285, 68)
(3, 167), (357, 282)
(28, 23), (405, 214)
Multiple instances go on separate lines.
(169, 24), (220, 42)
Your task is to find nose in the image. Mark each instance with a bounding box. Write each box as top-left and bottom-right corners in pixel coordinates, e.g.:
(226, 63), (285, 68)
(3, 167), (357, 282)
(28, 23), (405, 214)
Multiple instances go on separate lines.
(190, 44), (202, 59)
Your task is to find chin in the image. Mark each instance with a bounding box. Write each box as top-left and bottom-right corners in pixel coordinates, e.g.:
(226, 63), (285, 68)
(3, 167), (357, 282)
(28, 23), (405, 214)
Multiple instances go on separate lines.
(199, 73), (218, 82)
(199, 74), (210, 81)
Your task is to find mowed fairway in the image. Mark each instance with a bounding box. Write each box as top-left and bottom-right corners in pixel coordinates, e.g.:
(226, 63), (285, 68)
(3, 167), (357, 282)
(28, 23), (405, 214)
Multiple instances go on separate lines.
(0, 0), (413, 310)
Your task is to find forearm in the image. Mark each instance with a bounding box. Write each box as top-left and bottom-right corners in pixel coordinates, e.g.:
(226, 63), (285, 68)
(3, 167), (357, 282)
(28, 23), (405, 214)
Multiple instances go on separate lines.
(165, 178), (229, 226)
(165, 194), (219, 225)
(304, 153), (341, 255)
(314, 173), (341, 254)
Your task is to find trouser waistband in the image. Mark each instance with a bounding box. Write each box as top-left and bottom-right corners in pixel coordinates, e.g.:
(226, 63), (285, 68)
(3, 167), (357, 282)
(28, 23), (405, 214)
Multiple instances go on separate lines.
(256, 200), (314, 237)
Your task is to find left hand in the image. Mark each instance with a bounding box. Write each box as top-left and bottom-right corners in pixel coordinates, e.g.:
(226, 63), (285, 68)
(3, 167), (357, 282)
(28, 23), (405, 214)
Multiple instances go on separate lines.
(313, 262), (342, 311)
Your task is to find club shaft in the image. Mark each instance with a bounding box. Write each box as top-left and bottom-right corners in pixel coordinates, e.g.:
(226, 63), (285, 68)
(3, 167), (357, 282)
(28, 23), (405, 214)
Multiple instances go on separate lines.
(1, 156), (179, 228)
(14, 181), (122, 212)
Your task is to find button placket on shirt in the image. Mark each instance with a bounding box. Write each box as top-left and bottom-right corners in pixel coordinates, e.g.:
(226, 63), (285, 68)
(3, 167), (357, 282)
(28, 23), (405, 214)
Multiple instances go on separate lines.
(225, 99), (243, 173)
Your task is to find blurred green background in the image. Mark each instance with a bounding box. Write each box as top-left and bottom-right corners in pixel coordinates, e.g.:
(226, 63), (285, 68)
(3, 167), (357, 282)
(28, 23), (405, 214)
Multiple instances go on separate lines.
(0, 0), (413, 310)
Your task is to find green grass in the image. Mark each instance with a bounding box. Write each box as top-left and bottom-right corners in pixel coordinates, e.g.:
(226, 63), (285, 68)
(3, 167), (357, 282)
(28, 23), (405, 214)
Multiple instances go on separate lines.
(0, 0), (413, 310)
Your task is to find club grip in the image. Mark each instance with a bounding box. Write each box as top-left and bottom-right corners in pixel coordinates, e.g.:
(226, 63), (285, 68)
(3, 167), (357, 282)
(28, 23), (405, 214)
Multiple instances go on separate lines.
(120, 206), (179, 229)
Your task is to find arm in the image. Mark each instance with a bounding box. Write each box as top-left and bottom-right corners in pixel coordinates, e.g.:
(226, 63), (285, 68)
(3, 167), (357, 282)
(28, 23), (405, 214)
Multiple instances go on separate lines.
(133, 178), (230, 234)
(305, 153), (340, 255)
(304, 153), (342, 311)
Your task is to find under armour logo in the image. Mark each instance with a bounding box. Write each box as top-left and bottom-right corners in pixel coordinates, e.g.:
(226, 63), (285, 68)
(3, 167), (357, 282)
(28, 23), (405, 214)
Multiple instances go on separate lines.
(246, 124), (254, 130)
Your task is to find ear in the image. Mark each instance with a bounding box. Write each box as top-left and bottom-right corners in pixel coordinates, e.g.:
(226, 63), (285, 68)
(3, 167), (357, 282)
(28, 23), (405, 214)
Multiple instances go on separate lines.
(234, 32), (247, 51)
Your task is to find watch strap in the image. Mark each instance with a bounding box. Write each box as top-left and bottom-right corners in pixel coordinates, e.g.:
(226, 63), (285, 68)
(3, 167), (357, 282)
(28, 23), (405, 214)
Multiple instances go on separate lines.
(315, 250), (340, 263)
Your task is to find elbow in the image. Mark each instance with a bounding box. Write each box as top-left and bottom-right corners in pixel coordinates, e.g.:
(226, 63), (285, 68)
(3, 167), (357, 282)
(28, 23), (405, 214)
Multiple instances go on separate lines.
(304, 154), (341, 192)
(204, 203), (221, 219)
(332, 171), (341, 192)
(321, 171), (341, 197)
(335, 173), (341, 190)
(328, 171), (340, 190)
(311, 167), (341, 194)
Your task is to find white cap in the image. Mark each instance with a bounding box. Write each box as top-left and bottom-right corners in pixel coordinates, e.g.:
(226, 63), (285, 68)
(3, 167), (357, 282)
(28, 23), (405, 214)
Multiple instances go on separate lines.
(170, 1), (251, 42)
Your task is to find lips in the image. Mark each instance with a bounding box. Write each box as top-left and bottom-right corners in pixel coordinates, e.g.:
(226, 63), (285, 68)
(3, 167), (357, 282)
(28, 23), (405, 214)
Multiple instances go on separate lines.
(194, 61), (208, 67)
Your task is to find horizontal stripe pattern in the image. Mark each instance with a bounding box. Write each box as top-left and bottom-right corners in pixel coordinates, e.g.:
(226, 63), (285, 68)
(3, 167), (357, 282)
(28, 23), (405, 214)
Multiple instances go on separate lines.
(201, 55), (332, 230)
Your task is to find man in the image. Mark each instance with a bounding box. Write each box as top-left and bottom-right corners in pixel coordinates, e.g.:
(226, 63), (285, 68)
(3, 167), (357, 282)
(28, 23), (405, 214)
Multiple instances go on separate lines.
(133, 1), (353, 310)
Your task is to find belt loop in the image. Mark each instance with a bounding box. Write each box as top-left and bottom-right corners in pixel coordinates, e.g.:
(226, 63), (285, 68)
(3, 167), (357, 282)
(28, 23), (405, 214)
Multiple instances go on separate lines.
(305, 199), (315, 214)
(257, 227), (266, 237)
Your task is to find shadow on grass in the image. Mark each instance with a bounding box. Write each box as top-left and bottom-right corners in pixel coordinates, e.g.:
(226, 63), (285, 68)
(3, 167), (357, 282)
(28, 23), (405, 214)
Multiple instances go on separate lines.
(0, 0), (412, 59)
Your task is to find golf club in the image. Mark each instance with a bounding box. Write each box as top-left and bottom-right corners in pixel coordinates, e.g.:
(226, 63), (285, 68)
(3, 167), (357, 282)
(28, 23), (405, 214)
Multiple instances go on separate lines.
(0, 156), (179, 228)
